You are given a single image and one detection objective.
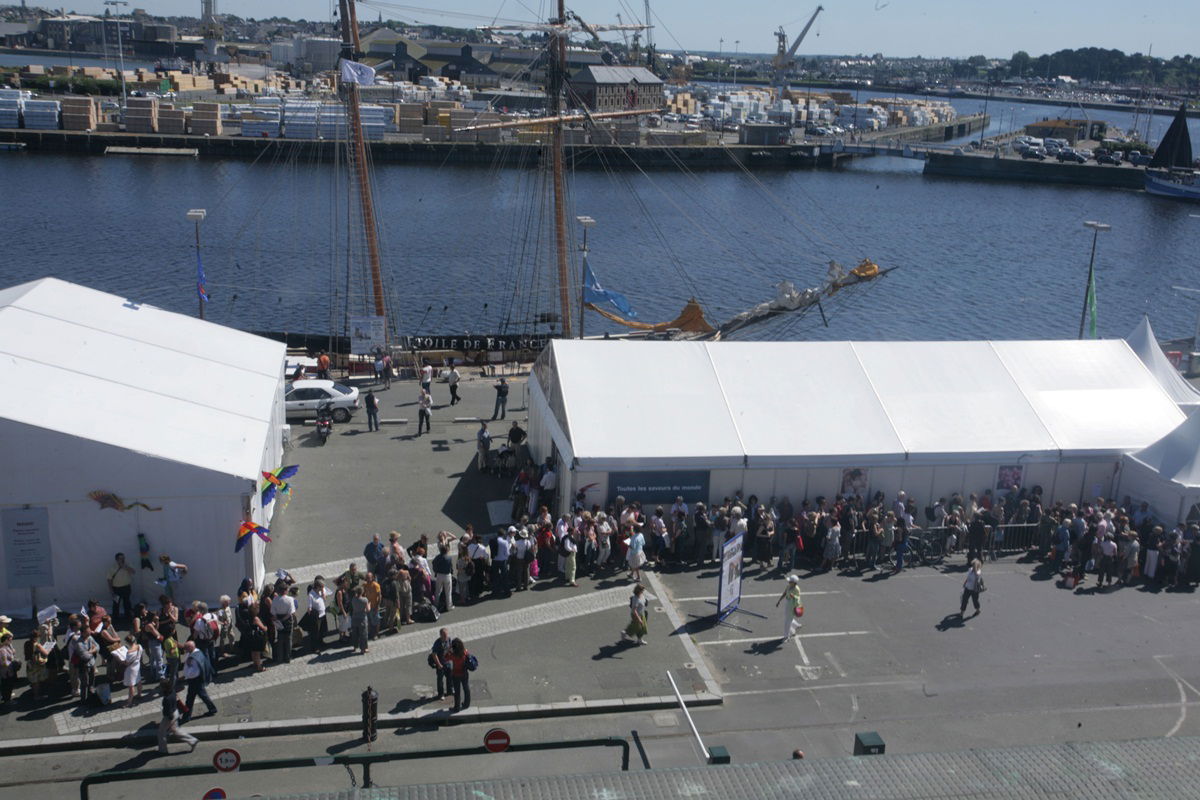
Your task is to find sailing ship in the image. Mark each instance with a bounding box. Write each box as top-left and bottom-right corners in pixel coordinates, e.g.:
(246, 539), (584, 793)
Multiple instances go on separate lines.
(325, 1), (891, 352)
(1144, 103), (1200, 202)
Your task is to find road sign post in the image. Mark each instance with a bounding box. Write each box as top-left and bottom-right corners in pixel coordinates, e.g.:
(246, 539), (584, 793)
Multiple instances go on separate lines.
(212, 748), (241, 773)
(483, 728), (511, 753)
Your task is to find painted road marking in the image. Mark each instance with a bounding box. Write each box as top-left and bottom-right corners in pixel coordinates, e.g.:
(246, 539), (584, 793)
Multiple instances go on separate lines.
(644, 571), (723, 698)
(52, 584), (640, 735)
(824, 651), (847, 678)
(698, 631), (870, 646)
(672, 591), (842, 602)
(723, 679), (918, 697)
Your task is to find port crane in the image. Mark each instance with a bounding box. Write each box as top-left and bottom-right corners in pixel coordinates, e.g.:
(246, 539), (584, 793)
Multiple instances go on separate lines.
(771, 5), (822, 93)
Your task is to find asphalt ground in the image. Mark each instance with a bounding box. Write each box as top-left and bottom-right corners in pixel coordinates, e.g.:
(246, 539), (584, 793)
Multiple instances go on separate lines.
(3, 372), (1200, 796)
(265, 371), (529, 571)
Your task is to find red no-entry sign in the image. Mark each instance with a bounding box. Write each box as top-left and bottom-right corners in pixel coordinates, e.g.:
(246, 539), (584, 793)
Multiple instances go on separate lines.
(483, 727), (511, 753)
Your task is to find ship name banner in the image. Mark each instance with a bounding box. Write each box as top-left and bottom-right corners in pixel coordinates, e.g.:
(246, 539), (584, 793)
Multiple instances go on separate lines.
(399, 334), (550, 352)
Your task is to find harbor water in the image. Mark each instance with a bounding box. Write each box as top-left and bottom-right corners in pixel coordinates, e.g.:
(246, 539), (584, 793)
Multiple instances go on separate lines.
(1, 94), (1198, 343)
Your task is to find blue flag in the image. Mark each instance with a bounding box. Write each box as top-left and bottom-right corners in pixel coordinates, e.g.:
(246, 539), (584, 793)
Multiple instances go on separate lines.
(196, 251), (209, 303)
(583, 261), (635, 318)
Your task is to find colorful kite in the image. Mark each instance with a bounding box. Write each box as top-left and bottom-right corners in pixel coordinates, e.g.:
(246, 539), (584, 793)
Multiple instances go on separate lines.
(138, 532), (153, 570)
(88, 491), (162, 512)
(260, 465), (299, 508)
(235, 521), (272, 553)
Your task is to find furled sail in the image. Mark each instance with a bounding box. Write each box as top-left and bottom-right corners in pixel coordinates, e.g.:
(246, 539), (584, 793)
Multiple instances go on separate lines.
(586, 298), (715, 333)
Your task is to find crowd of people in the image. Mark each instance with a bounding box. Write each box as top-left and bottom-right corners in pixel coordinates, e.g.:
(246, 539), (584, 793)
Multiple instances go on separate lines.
(2, 476), (1196, 735)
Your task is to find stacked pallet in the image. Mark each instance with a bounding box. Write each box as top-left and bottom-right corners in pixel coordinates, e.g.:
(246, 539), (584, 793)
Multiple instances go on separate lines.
(22, 99), (61, 130)
(124, 97), (158, 133)
(0, 90), (25, 128)
(60, 96), (98, 131)
(241, 110), (281, 137)
(421, 124), (447, 142)
(190, 101), (222, 136)
(394, 102), (423, 135)
(158, 103), (187, 134)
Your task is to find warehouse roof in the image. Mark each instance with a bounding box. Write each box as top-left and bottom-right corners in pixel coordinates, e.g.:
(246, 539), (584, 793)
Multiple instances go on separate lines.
(0, 277), (284, 480)
(534, 339), (1186, 469)
(571, 65), (664, 85)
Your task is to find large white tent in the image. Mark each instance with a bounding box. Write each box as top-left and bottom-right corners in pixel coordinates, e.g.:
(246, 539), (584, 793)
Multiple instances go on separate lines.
(1117, 412), (1200, 525)
(1125, 315), (1200, 411)
(528, 339), (1186, 511)
(0, 278), (287, 616)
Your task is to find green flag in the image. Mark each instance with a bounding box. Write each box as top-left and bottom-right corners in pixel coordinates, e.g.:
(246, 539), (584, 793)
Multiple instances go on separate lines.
(1086, 265), (1098, 338)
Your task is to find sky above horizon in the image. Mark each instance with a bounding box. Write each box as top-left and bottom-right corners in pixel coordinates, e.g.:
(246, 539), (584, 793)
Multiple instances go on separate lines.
(65, 0), (1198, 60)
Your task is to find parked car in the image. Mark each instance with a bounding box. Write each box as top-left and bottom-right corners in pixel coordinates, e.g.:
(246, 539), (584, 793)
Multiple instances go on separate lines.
(1022, 148), (1047, 160)
(1056, 149), (1087, 163)
(284, 380), (359, 422)
(1127, 151), (1154, 166)
(1096, 151), (1123, 165)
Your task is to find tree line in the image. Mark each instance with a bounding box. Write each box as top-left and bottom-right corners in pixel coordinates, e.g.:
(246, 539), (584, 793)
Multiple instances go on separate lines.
(1008, 48), (1198, 89)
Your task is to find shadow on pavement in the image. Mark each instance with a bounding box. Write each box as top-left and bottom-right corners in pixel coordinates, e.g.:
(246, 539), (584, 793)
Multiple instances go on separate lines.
(746, 638), (784, 655)
(935, 613), (968, 631)
(592, 642), (632, 660)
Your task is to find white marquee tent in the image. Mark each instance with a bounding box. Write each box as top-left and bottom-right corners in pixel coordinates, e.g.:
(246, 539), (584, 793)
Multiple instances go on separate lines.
(0, 278), (287, 616)
(528, 339), (1187, 511)
(1117, 412), (1200, 525)
(1125, 315), (1200, 411)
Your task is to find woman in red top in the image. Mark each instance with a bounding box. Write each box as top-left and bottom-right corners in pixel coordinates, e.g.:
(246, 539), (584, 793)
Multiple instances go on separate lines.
(447, 638), (471, 712)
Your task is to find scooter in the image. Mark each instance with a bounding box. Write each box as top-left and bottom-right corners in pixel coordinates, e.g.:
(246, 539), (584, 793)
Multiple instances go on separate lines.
(315, 402), (333, 445)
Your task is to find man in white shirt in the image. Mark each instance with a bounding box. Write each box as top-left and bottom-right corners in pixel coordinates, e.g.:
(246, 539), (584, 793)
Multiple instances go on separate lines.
(180, 641), (217, 722)
(493, 528), (513, 597)
(447, 363), (461, 406)
(417, 387), (432, 436)
(270, 588), (297, 664)
(420, 360), (434, 398)
(539, 465), (558, 514)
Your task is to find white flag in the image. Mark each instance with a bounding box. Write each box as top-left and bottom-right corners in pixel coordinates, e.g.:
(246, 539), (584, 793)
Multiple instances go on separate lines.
(339, 59), (376, 86)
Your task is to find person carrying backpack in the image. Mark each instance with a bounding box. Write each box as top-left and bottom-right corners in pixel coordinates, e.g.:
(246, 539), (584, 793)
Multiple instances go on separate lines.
(446, 637), (476, 712)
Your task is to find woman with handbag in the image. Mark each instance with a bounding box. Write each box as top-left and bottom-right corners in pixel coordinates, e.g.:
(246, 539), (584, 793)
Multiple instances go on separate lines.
(237, 592), (267, 672)
(776, 574), (804, 641)
(961, 559), (984, 616)
(0, 633), (20, 706)
(620, 583), (650, 645)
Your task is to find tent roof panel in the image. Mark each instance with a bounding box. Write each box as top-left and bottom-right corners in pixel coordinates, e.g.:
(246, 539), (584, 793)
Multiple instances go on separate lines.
(0, 278), (285, 480)
(1129, 411), (1200, 488)
(706, 342), (905, 463)
(852, 341), (1060, 456)
(992, 340), (1186, 454)
(553, 340), (744, 465)
(1125, 315), (1200, 408)
(545, 338), (1184, 469)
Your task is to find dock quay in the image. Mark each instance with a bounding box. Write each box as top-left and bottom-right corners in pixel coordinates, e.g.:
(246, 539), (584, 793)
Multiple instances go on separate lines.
(922, 150), (1146, 190)
(0, 113), (988, 171)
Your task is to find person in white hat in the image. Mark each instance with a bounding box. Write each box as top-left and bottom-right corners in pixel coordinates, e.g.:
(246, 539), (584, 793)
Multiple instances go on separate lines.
(775, 575), (804, 641)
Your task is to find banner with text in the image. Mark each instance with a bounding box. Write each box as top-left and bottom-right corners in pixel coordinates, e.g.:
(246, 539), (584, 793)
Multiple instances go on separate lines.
(398, 334), (550, 353)
(3, 506), (53, 589)
(717, 532), (744, 620)
(608, 470), (710, 506)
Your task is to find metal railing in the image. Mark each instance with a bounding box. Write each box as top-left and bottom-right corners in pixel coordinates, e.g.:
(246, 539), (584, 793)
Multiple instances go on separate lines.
(777, 521), (1048, 570)
(80, 736), (630, 799)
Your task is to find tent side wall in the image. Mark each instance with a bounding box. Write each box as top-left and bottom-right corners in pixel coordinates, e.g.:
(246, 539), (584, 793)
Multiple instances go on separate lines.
(0, 418), (254, 616)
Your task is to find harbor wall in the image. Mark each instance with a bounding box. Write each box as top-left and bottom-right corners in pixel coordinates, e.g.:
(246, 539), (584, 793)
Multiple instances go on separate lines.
(0, 128), (817, 170)
(922, 152), (1145, 190)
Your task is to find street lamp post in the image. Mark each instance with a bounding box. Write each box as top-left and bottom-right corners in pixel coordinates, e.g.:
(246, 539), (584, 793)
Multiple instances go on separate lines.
(733, 40), (739, 86)
(1079, 220), (1111, 339)
(576, 215), (595, 340)
(188, 208), (207, 320)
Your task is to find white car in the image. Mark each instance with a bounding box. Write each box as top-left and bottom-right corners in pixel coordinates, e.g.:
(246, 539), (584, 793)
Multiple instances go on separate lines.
(284, 380), (359, 422)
